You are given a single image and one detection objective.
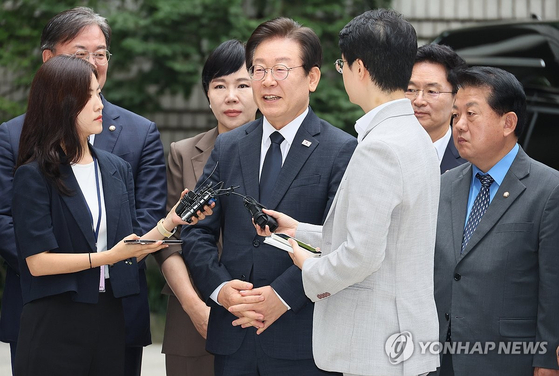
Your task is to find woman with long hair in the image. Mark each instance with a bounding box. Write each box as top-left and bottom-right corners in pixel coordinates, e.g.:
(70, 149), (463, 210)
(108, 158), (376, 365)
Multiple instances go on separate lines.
(12, 55), (203, 375)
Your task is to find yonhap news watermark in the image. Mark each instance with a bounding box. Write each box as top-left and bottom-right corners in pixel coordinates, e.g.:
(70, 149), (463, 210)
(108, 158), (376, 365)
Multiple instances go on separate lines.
(385, 331), (548, 365)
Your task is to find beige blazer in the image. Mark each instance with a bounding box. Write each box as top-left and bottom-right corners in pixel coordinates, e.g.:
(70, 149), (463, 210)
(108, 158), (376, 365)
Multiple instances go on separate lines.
(297, 100), (441, 375)
(158, 127), (218, 361)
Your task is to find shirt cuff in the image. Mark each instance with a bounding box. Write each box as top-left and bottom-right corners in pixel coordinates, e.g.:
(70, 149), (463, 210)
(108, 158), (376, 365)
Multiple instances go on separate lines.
(210, 281), (228, 306)
(272, 287), (291, 310)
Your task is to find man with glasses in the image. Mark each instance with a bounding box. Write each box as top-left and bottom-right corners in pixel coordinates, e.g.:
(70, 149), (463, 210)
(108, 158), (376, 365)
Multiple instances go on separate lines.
(250, 9), (441, 375)
(0, 7), (166, 376)
(177, 17), (356, 376)
(407, 44), (467, 173)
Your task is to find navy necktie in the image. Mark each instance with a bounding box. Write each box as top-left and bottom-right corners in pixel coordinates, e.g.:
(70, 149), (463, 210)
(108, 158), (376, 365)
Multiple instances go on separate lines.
(260, 131), (284, 206)
(461, 173), (494, 254)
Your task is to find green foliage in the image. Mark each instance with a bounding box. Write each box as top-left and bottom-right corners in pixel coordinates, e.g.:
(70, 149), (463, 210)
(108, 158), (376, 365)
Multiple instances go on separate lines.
(1, 0), (392, 132)
(0, 0), (100, 119)
(0, 0), (392, 310)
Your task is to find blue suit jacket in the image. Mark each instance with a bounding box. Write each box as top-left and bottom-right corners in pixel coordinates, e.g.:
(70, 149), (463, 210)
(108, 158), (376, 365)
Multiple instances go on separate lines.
(0, 96), (166, 346)
(182, 108), (357, 359)
(13, 149), (141, 304)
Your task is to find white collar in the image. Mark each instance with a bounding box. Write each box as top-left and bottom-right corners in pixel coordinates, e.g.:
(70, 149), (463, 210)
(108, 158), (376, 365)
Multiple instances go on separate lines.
(354, 99), (408, 143)
(261, 107), (309, 148)
(433, 126), (452, 164)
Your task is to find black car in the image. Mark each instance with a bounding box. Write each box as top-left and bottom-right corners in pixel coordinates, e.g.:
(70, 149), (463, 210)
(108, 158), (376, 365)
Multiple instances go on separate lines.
(433, 20), (559, 171)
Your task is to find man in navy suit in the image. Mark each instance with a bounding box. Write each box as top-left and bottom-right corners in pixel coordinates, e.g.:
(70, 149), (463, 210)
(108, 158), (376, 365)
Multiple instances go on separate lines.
(407, 44), (467, 173)
(0, 7), (166, 375)
(178, 18), (356, 376)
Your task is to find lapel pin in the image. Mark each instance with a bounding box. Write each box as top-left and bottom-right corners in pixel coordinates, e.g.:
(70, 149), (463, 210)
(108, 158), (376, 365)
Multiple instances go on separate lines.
(109, 125), (116, 132)
(503, 192), (510, 198)
(302, 140), (312, 147)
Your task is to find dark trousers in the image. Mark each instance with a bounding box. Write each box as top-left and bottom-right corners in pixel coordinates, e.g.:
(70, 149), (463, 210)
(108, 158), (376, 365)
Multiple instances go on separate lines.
(214, 328), (339, 376)
(439, 353), (454, 376)
(11, 329), (142, 376)
(9, 342), (16, 376)
(14, 281), (125, 376)
(166, 353), (214, 376)
(125, 346), (143, 376)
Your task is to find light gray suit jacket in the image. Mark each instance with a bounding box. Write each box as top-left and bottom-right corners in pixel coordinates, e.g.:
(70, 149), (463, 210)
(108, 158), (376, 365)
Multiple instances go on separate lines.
(433, 147), (559, 375)
(296, 100), (441, 375)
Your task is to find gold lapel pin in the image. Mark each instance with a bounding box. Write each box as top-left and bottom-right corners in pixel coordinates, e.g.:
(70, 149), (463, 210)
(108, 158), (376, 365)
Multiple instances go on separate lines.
(503, 192), (510, 198)
(109, 125), (116, 131)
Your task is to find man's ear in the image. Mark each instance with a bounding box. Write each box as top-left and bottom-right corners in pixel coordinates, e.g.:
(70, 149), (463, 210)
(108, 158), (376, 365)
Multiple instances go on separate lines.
(308, 66), (321, 93)
(42, 49), (54, 63)
(503, 112), (517, 137)
(355, 59), (367, 81)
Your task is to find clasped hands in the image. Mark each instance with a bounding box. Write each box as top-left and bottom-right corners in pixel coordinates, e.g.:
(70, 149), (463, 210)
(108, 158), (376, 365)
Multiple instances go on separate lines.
(222, 209), (315, 334)
(219, 280), (287, 335)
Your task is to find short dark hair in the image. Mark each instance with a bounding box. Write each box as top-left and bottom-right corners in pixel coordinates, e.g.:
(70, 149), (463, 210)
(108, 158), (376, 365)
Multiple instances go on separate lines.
(456, 66), (526, 137)
(41, 7), (111, 52)
(415, 44), (467, 93)
(202, 40), (246, 100)
(339, 9), (417, 92)
(246, 17), (322, 74)
(17, 56), (98, 195)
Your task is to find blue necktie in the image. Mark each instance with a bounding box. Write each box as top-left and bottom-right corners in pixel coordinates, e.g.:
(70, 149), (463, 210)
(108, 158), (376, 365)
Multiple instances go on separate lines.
(260, 132), (284, 206)
(461, 173), (494, 254)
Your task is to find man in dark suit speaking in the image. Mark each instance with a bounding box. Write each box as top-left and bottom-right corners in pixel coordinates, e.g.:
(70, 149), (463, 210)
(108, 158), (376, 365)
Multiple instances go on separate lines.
(178, 17), (356, 376)
(432, 66), (559, 375)
(0, 7), (166, 376)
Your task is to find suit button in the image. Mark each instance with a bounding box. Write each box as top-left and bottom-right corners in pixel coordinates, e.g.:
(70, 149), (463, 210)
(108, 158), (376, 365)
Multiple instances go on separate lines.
(454, 273), (461, 281)
(445, 313), (450, 321)
(252, 240), (260, 247)
(317, 292), (331, 299)
(241, 274), (246, 281)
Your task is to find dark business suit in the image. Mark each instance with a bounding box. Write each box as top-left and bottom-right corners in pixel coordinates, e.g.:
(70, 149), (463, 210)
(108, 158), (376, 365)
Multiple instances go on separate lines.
(440, 136), (466, 174)
(12, 148), (141, 375)
(433, 147), (559, 375)
(0, 96), (166, 373)
(182, 108), (356, 375)
(155, 127), (219, 376)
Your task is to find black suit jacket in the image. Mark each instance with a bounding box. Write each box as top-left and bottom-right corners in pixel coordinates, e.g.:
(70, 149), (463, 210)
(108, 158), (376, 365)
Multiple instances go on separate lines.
(440, 136), (466, 174)
(0, 96), (166, 346)
(13, 148), (141, 304)
(182, 108), (357, 359)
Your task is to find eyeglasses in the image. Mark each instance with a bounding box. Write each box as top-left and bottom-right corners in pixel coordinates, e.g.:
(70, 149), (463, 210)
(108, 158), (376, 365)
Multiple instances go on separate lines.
(335, 59), (346, 74)
(404, 88), (454, 100)
(71, 49), (112, 65)
(248, 64), (303, 81)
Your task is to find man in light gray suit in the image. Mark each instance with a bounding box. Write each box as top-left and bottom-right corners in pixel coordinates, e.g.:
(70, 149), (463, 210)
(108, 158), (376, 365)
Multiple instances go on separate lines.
(432, 66), (559, 376)
(246, 9), (441, 376)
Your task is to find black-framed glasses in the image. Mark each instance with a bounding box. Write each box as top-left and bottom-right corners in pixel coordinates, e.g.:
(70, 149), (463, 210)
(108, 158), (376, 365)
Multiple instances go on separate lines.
(335, 59), (346, 74)
(248, 64), (303, 81)
(71, 49), (112, 65)
(404, 88), (454, 100)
